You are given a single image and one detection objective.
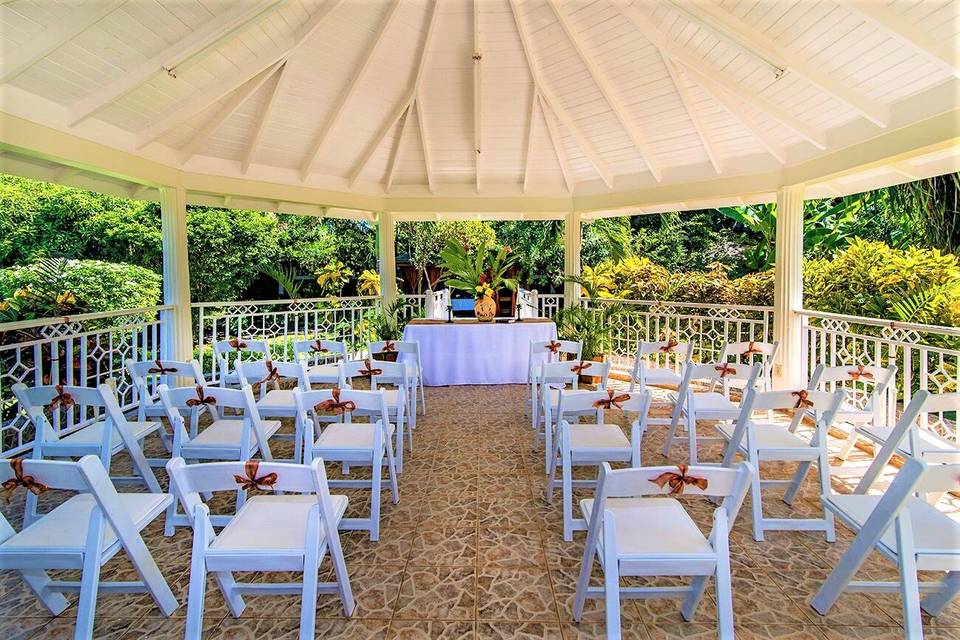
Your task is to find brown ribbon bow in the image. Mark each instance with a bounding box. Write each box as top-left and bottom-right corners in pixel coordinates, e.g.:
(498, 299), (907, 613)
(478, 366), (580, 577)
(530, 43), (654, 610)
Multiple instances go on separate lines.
(714, 364), (736, 378)
(228, 338), (248, 351)
(791, 390), (814, 409)
(309, 340), (328, 353)
(46, 384), (75, 413)
(545, 340), (562, 354)
(315, 387), (357, 415)
(742, 341), (763, 357)
(185, 385), (216, 407)
(359, 359), (382, 377)
(658, 339), (679, 353)
(258, 360), (281, 384)
(1, 458), (48, 504)
(848, 365), (875, 381)
(148, 359), (178, 374)
(593, 389), (631, 410)
(382, 341), (397, 353)
(570, 360), (593, 374)
(650, 464), (709, 496)
(233, 460), (278, 491)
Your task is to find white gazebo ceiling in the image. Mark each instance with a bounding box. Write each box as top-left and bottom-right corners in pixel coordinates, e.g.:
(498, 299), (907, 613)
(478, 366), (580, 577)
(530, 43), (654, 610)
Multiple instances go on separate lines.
(0, 0), (958, 212)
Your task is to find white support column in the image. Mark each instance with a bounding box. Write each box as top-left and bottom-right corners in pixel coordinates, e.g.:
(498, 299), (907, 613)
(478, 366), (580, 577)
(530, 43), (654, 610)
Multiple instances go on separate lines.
(563, 210), (582, 307)
(159, 186), (193, 361)
(378, 211), (397, 308)
(773, 184), (805, 389)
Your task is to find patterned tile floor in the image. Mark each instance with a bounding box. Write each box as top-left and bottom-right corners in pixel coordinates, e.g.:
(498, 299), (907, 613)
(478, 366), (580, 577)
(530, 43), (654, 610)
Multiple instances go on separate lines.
(1, 383), (958, 639)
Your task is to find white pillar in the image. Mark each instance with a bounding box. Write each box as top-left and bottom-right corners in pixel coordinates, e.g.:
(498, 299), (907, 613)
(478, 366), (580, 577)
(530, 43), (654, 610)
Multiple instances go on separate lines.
(378, 211), (397, 308)
(773, 184), (805, 389)
(563, 210), (582, 307)
(159, 186), (193, 361)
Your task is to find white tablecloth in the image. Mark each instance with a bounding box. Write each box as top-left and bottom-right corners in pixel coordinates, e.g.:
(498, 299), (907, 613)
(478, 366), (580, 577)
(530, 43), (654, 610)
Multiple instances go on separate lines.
(402, 321), (558, 386)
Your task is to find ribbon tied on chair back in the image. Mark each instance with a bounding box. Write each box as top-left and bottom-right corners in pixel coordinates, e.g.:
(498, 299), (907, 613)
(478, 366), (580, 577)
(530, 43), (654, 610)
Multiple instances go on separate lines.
(593, 389), (631, 411)
(570, 361), (592, 375)
(234, 460), (278, 491)
(309, 340), (328, 353)
(46, 384), (75, 413)
(315, 387), (356, 415)
(228, 338), (248, 352)
(148, 360), (178, 375)
(185, 385), (217, 407)
(791, 390), (814, 409)
(714, 364), (736, 379)
(649, 464), (709, 496)
(359, 359), (382, 377)
(259, 361), (281, 385)
(545, 340), (562, 354)
(847, 365), (874, 381)
(1, 458), (48, 504)
(658, 338), (679, 353)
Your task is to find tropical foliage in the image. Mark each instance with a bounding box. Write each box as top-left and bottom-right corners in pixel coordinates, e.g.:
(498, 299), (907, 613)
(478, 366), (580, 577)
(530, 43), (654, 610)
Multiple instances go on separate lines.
(438, 240), (518, 299)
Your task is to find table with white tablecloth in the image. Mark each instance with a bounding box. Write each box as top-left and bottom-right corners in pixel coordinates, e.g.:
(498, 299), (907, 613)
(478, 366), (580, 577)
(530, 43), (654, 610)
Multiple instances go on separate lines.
(402, 321), (558, 386)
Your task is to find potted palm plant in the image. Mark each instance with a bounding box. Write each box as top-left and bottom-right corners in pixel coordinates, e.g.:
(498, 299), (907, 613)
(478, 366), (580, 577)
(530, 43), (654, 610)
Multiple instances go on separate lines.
(553, 275), (623, 383)
(438, 240), (518, 321)
(365, 297), (414, 361)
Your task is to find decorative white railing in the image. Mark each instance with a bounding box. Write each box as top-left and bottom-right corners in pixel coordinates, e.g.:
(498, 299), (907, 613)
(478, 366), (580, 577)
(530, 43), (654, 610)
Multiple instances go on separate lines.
(537, 293), (563, 319)
(194, 296), (380, 379)
(0, 306), (170, 455)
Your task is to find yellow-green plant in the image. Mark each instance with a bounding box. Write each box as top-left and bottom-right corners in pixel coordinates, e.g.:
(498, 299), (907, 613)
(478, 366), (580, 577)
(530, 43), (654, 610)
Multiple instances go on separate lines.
(316, 260), (354, 296)
(358, 270), (381, 296)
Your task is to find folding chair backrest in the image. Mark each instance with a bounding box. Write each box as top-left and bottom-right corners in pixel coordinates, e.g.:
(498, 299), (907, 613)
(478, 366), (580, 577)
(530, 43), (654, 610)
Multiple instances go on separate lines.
(884, 390), (960, 456)
(369, 340), (419, 358)
(540, 359), (611, 387)
(530, 339), (582, 365)
(637, 339), (693, 360)
(735, 387), (845, 435)
(557, 388), (651, 424)
(293, 338), (347, 365)
(721, 340), (778, 387)
(212, 338), (271, 382)
(681, 362), (760, 395)
(340, 359), (406, 388)
(235, 359), (309, 392)
(126, 358), (204, 415)
(295, 387), (389, 422)
(13, 382), (113, 442)
(809, 363), (897, 416)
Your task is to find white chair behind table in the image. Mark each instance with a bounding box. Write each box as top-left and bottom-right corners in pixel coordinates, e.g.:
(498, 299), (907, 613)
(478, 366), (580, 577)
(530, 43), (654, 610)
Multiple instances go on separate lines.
(424, 288), (450, 320)
(166, 457), (354, 640)
(157, 384), (282, 534)
(719, 339), (779, 392)
(662, 362), (761, 464)
(0, 456), (178, 640)
(854, 390), (960, 495)
(369, 339), (425, 419)
(812, 458), (960, 638)
(573, 461), (754, 640)
(293, 338), (348, 386)
(12, 382), (163, 527)
(546, 388), (652, 541)
(537, 359), (611, 472)
(718, 385), (845, 541)
(293, 387), (400, 541)
(235, 359), (310, 461)
(340, 359), (410, 470)
(528, 339), (581, 427)
(807, 363), (898, 462)
(126, 357), (207, 450)
(517, 287), (539, 319)
(212, 338), (271, 388)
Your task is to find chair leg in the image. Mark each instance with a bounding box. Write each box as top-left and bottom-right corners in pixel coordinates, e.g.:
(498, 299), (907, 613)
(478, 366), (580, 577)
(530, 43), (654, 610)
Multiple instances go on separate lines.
(714, 546), (735, 639)
(750, 462), (765, 542)
(922, 571), (960, 618)
(370, 454), (383, 542)
(836, 427), (860, 462)
(544, 415), (553, 474)
(783, 461), (812, 506)
(562, 445), (574, 542)
(661, 403), (683, 457)
(602, 519), (622, 640)
(299, 516), (320, 640)
(215, 572), (245, 618)
(895, 516), (923, 637)
(185, 560), (208, 638)
(19, 569), (70, 616)
(815, 451), (836, 542)
(75, 510), (106, 640)
(546, 443), (559, 505)
(687, 414), (698, 464)
(681, 575), (709, 622)
(419, 377), (426, 415)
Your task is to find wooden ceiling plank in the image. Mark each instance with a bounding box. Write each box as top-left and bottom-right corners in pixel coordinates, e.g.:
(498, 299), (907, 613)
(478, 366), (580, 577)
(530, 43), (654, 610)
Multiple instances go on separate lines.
(538, 93), (574, 193)
(522, 92), (538, 193)
(241, 61), (289, 174)
(473, 0), (482, 193)
(663, 57), (723, 174)
(414, 97), (435, 193)
(385, 101), (411, 192)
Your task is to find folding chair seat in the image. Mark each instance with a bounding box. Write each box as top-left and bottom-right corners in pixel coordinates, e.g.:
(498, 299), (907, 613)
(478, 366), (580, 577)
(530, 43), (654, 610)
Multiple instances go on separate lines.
(293, 338), (347, 385)
(527, 339), (581, 421)
(212, 338), (271, 388)
(662, 362), (761, 464)
(370, 340), (426, 417)
(126, 357), (208, 450)
(854, 390), (960, 494)
(628, 339), (693, 407)
(0, 456), (178, 640)
(545, 388), (652, 540)
(294, 387), (400, 541)
(717, 380), (846, 541)
(341, 359), (410, 469)
(719, 339), (779, 392)
(813, 458), (960, 638)
(166, 457), (354, 640)
(572, 461), (754, 640)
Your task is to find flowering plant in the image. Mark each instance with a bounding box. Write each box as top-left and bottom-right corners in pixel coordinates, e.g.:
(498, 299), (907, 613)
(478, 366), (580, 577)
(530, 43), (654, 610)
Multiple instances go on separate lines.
(439, 241), (518, 300)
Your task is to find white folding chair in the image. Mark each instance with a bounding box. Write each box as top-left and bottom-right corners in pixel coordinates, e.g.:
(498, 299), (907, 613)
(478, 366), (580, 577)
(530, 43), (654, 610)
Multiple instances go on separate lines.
(0, 456), (178, 640)
(212, 338), (271, 388)
(812, 458), (960, 638)
(807, 363), (897, 461)
(662, 362), (761, 464)
(12, 382), (163, 527)
(546, 388), (652, 541)
(628, 338), (692, 426)
(340, 359), (409, 470)
(157, 384), (282, 533)
(528, 339), (581, 427)
(718, 386), (845, 541)
(537, 359), (612, 471)
(854, 390), (960, 494)
(294, 387), (400, 541)
(293, 338), (347, 385)
(369, 339), (425, 418)
(719, 339), (779, 392)
(126, 357), (207, 450)
(166, 457), (354, 640)
(236, 359), (311, 460)
(573, 461), (754, 640)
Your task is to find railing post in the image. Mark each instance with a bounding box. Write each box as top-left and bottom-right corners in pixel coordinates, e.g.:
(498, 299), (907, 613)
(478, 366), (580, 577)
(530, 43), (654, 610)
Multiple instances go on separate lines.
(160, 185), (194, 361)
(378, 211), (397, 310)
(563, 210), (582, 308)
(773, 184), (805, 389)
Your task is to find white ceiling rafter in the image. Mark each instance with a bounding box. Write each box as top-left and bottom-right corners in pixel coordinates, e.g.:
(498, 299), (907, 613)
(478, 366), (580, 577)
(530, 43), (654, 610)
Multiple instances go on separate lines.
(348, 0), (440, 189)
(178, 61), (283, 164)
(241, 61), (290, 174)
(522, 93), (538, 193)
(616, 2), (826, 151)
(414, 98), (434, 193)
(663, 58), (722, 174)
(135, 0), (344, 150)
(1, 0), (127, 84)
(299, 0), (403, 181)
(473, 0), (482, 193)
(538, 94), (574, 193)
(545, 0), (663, 182)
(68, 1), (284, 126)
(665, 0), (889, 128)
(846, 0), (960, 79)
(384, 105), (411, 192)
(507, 0), (613, 189)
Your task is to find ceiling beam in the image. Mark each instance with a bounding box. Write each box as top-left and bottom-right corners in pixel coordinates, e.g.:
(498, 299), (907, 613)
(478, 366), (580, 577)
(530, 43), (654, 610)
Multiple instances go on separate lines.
(178, 61), (283, 163)
(616, 2), (826, 150)
(1, 0), (126, 84)
(414, 98), (434, 193)
(666, 0), (889, 127)
(135, 0), (343, 150)
(473, 0), (482, 193)
(546, 0), (663, 182)
(384, 102), (411, 192)
(663, 58), (722, 174)
(508, 0), (613, 189)
(846, 0), (960, 79)
(299, 0), (403, 181)
(68, 1), (283, 126)
(522, 92), (538, 193)
(241, 61), (289, 173)
(538, 94), (574, 193)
